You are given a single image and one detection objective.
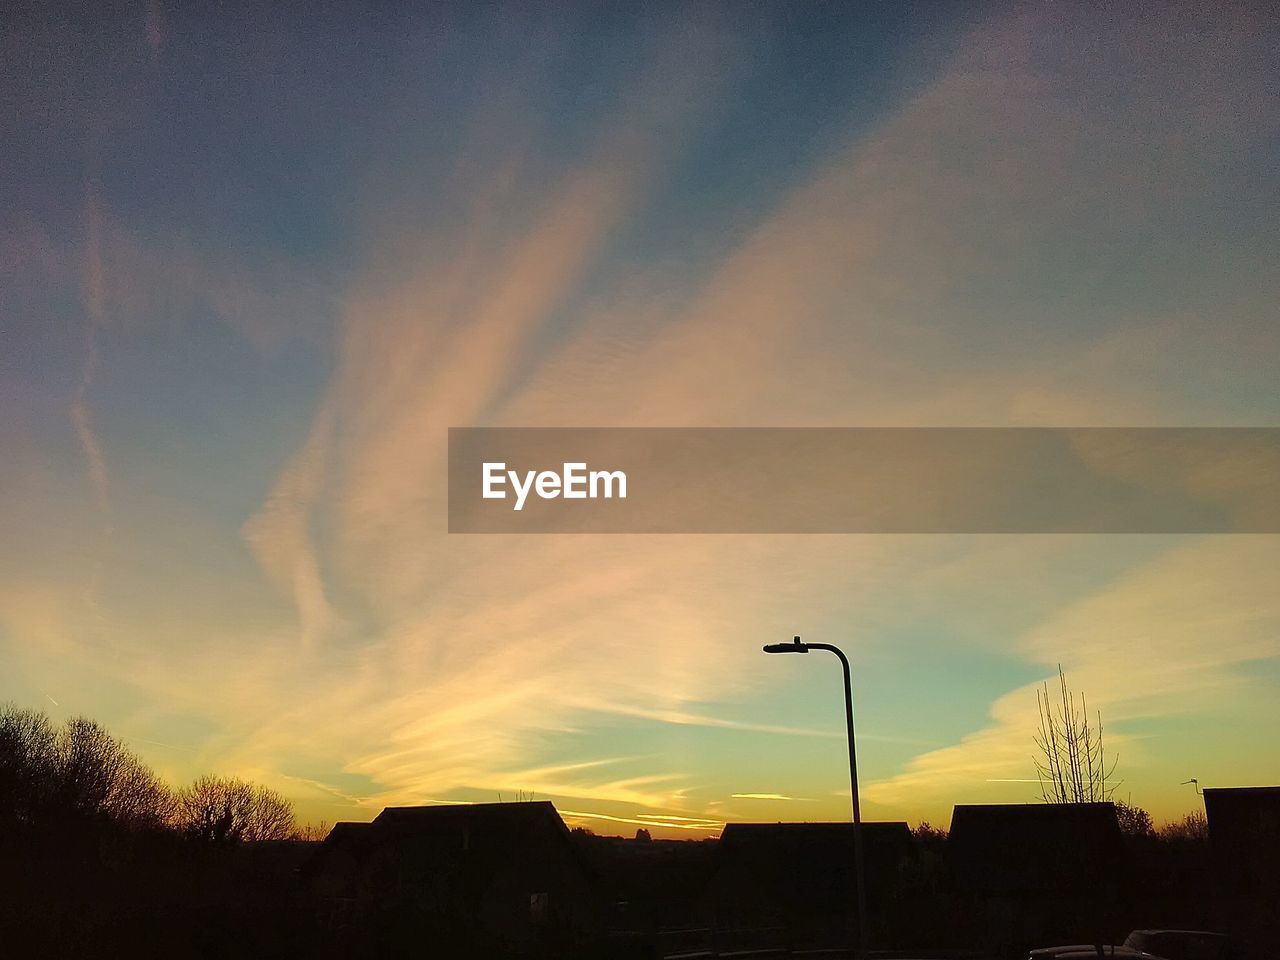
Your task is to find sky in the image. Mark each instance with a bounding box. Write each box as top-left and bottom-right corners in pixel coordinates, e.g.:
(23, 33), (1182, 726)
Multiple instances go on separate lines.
(2, 1), (1279, 838)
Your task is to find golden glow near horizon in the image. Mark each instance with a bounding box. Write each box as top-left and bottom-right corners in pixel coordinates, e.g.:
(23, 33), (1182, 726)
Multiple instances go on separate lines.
(3, 3), (1279, 838)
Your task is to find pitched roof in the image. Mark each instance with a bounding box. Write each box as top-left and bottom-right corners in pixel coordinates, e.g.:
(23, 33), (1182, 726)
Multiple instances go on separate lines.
(306, 801), (599, 887)
(1202, 785), (1280, 799)
(716, 822), (913, 861)
(715, 823), (911, 876)
(371, 801), (574, 857)
(300, 820), (374, 877)
(717, 820), (913, 866)
(373, 800), (565, 832)
(325, 821), (374, 841)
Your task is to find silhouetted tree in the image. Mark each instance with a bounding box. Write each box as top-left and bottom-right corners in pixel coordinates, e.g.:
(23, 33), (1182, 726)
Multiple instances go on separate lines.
(5, 703), (304, 846)
(176, 775), (295, 842)
(55, 716), (175, 829)
(1033, 665), (1118, 802)
(0, 703), (59, 826)
(244, 784), (295, 840)
(291, 819), (330, 841)
(911, 821), (948, 843)
(1115, 798), (1155, 839)
(1, 705), (173, 831)
(634, 827), (652, 842)
(1159, 809), (1208, 843)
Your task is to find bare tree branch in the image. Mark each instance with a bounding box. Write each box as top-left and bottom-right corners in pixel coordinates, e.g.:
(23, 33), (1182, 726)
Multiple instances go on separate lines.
(1032, 666), (1116, 803)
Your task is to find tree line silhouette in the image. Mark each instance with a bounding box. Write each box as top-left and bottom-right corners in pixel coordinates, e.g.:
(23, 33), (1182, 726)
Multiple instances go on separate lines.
(1, 702), (333, 955)
(0, 702), (312, 842)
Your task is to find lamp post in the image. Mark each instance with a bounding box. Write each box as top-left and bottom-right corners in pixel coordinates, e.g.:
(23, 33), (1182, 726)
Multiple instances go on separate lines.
(763, 635), (869, 960)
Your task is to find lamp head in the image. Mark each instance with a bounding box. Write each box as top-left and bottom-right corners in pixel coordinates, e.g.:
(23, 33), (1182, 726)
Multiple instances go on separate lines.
(763, 635), (809, 654)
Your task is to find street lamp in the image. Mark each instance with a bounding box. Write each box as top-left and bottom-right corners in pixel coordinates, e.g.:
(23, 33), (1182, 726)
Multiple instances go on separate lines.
(763, 635), (869, 960)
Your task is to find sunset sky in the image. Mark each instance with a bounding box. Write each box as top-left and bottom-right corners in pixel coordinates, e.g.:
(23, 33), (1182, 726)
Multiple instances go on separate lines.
(3, 2), (1279, 837)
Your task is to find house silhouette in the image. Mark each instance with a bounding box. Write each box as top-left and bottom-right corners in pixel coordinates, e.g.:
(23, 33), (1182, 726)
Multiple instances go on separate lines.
(702, 821), (914, 952)
(306, 801), (606, 955)
(1203, 785), (1280, 957)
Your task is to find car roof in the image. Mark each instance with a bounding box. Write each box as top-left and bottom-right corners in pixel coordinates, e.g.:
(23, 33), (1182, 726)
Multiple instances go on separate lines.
(1031, 946), (1162, 960)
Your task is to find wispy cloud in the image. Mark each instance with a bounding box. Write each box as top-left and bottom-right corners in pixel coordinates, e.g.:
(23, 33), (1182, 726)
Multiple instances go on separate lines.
(73, 185), (110, 534)
(573, 701), (842, 740)
(276, 774), (370, 809)
(634, 813), (722, 825)
(559, 808), (723, 833)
